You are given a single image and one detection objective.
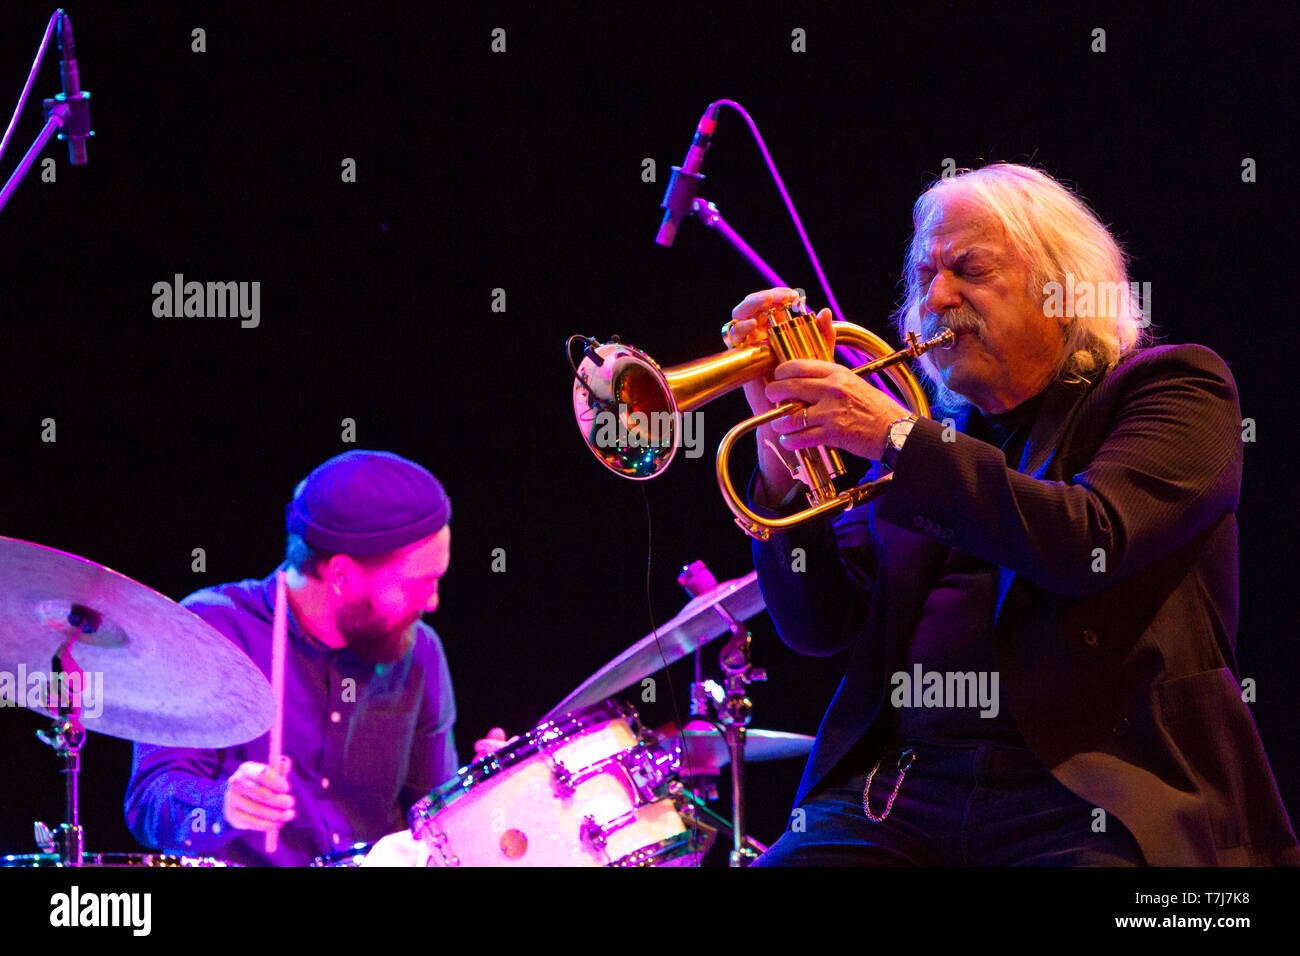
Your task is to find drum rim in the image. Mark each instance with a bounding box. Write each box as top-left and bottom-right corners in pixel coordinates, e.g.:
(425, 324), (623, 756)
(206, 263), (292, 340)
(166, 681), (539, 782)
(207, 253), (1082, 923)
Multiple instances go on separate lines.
(607, 826), (712, 867)
(0, 851), (237, 867)
(309, 842), (375, 866)
(409, 698), (637, 827)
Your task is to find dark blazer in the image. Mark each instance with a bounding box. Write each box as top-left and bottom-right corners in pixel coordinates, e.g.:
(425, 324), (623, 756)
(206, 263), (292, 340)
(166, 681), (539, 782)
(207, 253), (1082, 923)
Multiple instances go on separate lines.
(754, 344), (1299, 866)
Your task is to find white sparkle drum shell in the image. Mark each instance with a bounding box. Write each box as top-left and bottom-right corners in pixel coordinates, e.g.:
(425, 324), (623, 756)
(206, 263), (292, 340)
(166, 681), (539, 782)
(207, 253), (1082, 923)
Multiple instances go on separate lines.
(410, 700), (699, 866)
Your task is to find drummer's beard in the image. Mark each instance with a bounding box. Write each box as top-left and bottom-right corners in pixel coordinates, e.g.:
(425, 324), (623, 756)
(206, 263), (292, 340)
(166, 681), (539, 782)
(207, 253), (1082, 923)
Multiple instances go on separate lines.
(336, 596), (419, 664)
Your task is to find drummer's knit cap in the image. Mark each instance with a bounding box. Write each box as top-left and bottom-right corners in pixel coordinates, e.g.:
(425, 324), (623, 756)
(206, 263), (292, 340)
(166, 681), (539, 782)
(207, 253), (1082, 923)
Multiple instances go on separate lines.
(285, 451), (451, 555)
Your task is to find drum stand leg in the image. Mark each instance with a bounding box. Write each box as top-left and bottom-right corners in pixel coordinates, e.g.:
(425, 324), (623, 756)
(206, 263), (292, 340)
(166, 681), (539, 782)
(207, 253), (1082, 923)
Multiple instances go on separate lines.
(678, 787), (769, 858)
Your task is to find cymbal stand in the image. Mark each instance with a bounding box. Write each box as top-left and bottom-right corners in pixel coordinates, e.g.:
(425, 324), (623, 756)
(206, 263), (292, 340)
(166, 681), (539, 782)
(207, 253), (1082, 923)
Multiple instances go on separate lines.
(32, 605), (100, 866)
(677, 561), (766, 866)
(676, 787), (769, 857)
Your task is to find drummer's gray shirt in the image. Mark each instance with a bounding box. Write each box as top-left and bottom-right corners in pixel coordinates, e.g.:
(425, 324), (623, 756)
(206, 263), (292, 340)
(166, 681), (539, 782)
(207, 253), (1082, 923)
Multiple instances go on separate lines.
(123, 569), (459, 866)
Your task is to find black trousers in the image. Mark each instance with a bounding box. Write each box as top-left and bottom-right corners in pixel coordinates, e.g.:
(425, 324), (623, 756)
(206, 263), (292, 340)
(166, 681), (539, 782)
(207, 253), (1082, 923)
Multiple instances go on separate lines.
(754, 741), (1146, 866)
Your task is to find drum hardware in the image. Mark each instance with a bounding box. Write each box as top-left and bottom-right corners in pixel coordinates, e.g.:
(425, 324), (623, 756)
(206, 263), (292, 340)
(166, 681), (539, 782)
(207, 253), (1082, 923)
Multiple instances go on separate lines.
(0, 536), (273, 866)
(605, 786), (718, 866)
(541, 559), (815, 866)
(544, 569), (765, 721)
(679, 723), (815, 768)
(545, 724), (682, 853)
(410, 699), (698, 867)
(676, 560), (766, 866)
(673, 787), (768, 859)
(23, 606), (122, 865)
(607, 826), (716, 867)
(0, 853), (240, 867)
(550, 737), (678, 802)
(422, 829), (458, 867)
(310, 842), (376, 867)
(580, 812), (630, 850)
(27, 624), (95, 866)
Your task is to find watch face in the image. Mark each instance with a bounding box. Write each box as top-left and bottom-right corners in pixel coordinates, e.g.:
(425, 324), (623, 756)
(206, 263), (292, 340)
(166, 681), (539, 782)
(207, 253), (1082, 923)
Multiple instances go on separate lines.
(891, 419), (914, 448)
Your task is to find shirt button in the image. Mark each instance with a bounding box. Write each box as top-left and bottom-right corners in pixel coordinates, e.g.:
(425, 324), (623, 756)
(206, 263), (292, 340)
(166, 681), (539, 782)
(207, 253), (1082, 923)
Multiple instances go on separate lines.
(330, 712), (342, 723)
(1082, 628), (1098, 646)
(320, 777), (330, 790)
(1111, 717), (1130, 736)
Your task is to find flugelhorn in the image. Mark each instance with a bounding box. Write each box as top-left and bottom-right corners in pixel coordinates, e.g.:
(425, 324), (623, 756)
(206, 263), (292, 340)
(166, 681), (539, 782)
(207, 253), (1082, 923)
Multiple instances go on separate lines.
(569, 303), (954, 539)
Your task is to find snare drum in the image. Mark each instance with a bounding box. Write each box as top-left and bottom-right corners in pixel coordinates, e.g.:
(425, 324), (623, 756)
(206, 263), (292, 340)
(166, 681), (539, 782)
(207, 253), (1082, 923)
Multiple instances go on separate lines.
(410, 699), (710, 866)
(0, 853), (238, 867)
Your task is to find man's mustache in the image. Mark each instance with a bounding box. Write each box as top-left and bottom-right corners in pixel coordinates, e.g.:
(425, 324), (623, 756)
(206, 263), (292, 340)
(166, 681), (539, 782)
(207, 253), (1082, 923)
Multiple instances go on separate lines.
(924, 308), (985, 342)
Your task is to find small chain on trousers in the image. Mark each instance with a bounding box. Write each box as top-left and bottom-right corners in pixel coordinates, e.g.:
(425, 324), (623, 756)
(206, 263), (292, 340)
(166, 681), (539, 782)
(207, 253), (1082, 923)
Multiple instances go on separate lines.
(862, 747), (916, 822)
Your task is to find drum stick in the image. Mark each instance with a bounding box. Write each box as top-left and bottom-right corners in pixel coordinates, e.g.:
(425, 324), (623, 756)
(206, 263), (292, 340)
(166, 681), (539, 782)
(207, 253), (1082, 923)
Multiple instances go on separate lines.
(265, 569), (288, 854)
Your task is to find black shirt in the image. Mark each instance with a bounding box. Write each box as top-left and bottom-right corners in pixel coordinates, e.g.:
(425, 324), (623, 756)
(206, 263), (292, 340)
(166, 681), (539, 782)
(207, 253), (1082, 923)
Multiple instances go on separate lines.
(885, 389), (1046, 747)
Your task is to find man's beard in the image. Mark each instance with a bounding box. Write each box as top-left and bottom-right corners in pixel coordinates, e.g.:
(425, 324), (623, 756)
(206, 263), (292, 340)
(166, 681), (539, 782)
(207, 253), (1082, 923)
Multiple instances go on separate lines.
(336, 598), (418, 664)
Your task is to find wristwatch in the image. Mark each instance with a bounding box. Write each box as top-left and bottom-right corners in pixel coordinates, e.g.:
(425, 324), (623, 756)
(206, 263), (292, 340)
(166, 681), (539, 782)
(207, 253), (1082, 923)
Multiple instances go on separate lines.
(881, 415), (918, 469)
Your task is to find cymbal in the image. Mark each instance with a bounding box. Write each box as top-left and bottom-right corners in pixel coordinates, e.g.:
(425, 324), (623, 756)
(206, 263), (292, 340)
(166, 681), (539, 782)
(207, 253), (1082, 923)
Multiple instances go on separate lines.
(0, 536), (274, 748)
(545, 570), (764, 720)
(677, 721), (815, 771)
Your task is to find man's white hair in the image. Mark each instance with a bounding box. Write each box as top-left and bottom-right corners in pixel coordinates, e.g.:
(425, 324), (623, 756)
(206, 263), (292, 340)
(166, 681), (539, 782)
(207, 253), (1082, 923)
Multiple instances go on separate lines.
(893, 163), (1150, 412)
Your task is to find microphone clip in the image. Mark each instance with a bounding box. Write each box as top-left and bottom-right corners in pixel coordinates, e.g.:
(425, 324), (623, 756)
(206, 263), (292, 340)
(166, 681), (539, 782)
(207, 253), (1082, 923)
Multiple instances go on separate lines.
(659, 165), (707, 218)
(41, 90), (93, 157)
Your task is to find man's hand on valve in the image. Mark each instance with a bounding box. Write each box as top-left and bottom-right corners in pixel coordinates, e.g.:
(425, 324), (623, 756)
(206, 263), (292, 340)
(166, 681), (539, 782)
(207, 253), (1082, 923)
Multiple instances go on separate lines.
(724, 287), (912, 501)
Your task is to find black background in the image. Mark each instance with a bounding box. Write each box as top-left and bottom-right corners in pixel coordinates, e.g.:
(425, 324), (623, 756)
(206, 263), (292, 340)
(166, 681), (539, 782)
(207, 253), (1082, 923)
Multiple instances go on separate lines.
(1, 0), (1295, 873)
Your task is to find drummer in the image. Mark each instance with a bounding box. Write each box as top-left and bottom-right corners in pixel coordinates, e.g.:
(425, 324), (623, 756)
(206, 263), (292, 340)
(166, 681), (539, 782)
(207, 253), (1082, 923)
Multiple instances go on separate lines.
(124, 450), (508, 866)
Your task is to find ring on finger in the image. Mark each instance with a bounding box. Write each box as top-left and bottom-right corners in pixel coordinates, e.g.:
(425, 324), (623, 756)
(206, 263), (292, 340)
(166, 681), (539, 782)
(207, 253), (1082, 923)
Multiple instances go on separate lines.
(800, 407), (809, 431)
(721, 319), (738, 344)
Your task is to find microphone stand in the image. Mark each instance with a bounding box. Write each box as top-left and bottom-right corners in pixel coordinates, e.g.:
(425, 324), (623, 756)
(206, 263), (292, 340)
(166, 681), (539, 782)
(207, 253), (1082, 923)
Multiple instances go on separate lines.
(655, 100), (892, 382)
(686, 196), (889, 386)
(0, 104), (75, 215)
(0, 9), (92, 215)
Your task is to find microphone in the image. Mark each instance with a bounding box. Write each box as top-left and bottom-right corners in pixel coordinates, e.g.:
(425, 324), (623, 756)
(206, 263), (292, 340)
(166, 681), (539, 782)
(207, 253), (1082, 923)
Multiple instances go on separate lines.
(655, 104), (720, 247)
(56, 10), (91, 165)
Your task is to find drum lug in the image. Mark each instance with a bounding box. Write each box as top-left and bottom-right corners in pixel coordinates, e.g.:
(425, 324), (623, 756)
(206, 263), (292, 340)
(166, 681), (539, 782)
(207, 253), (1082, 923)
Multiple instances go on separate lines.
(410, 800), (461, 866)
(550, 759), (576, 797)
(425, 829), (460, 866)
(627, 742), (679, 802)
(580, 810), (638, 850)
(551, 741), (679, 805)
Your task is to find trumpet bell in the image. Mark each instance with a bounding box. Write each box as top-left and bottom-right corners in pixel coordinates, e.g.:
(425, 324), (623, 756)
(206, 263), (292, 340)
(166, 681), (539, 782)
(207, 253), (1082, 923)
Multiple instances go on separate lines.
(572, 342), (680, 479)
(569, 308), (949, 539)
